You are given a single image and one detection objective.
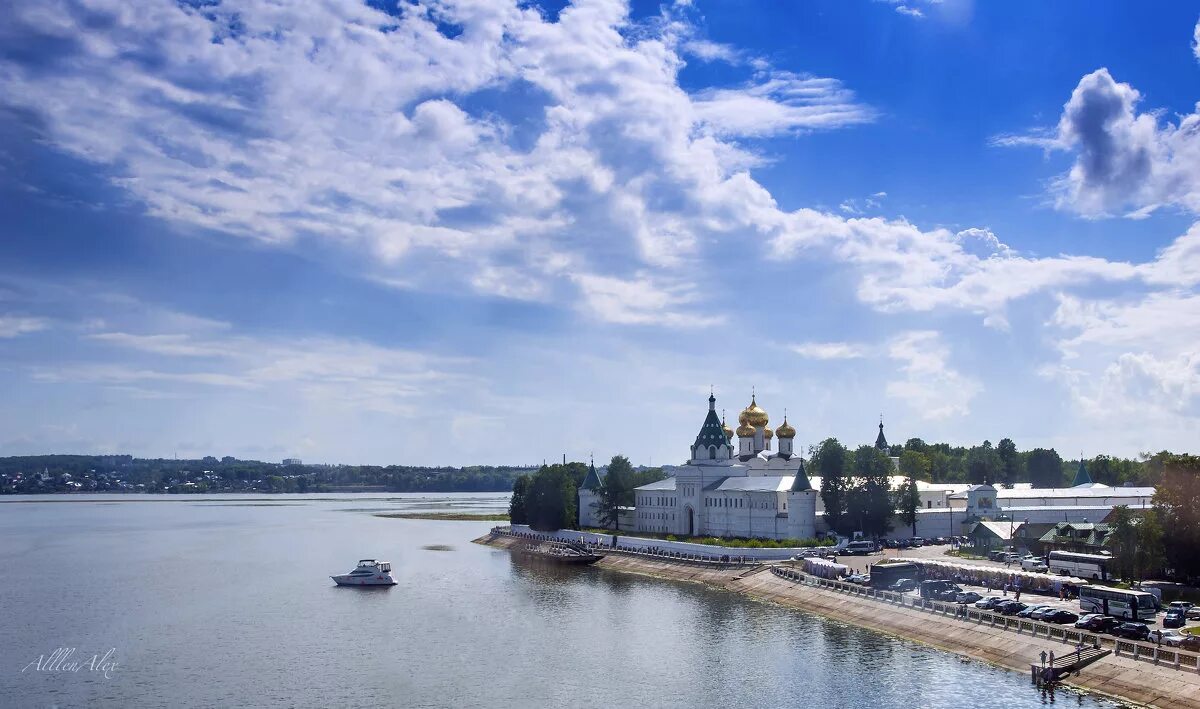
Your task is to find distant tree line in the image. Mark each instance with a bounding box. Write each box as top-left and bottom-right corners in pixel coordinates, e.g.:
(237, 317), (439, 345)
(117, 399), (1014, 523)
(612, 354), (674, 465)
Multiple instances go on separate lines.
(0, 454), (536, 494)
(875, 438), (1162, 488)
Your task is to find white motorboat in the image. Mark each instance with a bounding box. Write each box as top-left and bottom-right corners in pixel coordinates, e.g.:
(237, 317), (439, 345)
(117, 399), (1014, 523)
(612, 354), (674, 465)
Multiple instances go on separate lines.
(331, 559), (397, 586)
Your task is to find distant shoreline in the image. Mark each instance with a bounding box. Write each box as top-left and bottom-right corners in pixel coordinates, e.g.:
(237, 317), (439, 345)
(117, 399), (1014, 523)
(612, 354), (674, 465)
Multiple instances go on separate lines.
(375, 512), (510, 521)
(0, 491), (510, 503)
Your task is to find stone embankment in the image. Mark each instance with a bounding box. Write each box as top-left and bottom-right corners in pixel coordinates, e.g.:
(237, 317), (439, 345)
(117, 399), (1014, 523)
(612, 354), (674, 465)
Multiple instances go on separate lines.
(475, 529), (1200, 709)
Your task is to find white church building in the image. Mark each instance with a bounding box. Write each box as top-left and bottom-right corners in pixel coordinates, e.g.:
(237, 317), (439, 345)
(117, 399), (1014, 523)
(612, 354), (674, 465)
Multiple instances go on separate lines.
(580, 392), (818, 540)
(578, 391), (1158, 542)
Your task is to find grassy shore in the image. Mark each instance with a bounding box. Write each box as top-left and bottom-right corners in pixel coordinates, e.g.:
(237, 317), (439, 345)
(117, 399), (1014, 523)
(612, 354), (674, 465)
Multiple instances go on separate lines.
(374, 512), (509, 521)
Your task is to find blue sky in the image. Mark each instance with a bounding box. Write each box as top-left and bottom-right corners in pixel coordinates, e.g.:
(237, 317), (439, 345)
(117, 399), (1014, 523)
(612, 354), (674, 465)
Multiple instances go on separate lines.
(2, 0), (1200, 465)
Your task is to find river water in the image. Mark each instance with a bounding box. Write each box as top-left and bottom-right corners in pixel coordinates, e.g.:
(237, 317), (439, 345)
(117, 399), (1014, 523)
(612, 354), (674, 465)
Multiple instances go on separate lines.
(0, 493), (1123, 708)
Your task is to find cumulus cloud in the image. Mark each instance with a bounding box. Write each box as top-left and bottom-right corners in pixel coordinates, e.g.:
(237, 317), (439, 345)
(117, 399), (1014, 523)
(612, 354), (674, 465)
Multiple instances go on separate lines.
(1048, 291), (1200, 427)
(1194, 16), (1200, 62)
(997, 68), (1200, 218)
(886, 331), (981, 420)
(0, 0), (874, 329)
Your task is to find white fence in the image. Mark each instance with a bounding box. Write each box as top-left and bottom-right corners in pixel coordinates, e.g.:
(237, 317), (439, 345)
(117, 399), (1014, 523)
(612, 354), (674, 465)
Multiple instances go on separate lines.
(504, 524), (819, 560)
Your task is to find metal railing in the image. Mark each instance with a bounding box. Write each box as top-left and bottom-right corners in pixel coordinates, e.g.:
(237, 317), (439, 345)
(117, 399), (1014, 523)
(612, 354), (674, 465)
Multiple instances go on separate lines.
(767, 566), (1200, 673)
(489, 526), (753, 568)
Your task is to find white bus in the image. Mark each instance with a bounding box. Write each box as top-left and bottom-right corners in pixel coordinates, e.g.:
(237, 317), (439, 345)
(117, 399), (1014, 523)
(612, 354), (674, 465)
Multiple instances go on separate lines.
(1079, 585), (1159, 621)
(1047, 551), (1111, 581)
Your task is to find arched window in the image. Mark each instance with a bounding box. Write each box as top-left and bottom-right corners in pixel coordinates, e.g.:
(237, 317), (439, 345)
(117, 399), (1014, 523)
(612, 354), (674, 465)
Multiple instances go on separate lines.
(709, 445), (716, 459)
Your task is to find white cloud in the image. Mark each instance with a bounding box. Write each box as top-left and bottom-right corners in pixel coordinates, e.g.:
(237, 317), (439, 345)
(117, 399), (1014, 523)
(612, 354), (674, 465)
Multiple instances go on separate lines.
(0, 0), (873, 331)
(692, 72), (874, 138)
(790, 342), (869, 360)
(572, 272), (718, 327)
(1194, 16), (1200, 62)
(50, 325), (471, 415)
(681, 39), (739, 63)
(886, 330), (981, 420)
(997, 68), (1200, 218)
(0, 316), (49, 338)
(895, 6), (924, 18)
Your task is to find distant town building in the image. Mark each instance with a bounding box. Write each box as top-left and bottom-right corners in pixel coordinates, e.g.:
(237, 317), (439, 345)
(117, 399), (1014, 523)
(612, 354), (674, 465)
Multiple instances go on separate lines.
(282, 458), (302, 466)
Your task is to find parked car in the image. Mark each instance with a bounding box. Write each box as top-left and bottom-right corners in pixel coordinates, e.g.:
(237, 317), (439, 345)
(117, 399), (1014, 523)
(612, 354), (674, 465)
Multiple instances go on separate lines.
(1074, 613), (1103, 629)
(890, 578), (918, 592)
(1154, 629), (1190, 647)
(975, 596), (1004, 609)
(1112, 622), (1151, 641)
(908, 537), (925, 548)
(844, 573), (870, 585)
(987, 550), (1005, 561)
(1020, 556), (1049, 572)
(1180, 634), (1200, 651)
(1030, 606), (1059, 621)
(956, 591), (983, 604)
(1081, 615), (1122, 633)
(998, 601), (1028, 616)
(842, 541), (876, 556)
(1042, 610), (1079, 624)
(1017, 604), (1051, 619)
(1168, 601), (1200, 620)
(1163, 609), (1187, 629)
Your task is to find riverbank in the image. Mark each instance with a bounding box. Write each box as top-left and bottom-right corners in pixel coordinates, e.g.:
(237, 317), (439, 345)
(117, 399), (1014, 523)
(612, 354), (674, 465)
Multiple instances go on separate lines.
(475, 533), (1200, 708)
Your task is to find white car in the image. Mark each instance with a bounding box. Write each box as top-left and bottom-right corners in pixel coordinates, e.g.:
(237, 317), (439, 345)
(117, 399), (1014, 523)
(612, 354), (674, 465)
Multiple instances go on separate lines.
(1168, 601), (1200, 620)
(1154, 629), (1190, 647)
(1020, 556), (1048, 572)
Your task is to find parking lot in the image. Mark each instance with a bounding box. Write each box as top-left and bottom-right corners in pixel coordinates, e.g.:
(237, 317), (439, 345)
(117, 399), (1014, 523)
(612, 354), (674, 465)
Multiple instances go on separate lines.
(833, 543), (1199, 637)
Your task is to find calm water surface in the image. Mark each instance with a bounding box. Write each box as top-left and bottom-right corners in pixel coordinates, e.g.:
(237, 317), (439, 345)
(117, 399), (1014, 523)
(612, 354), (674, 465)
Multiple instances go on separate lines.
(0, 494), (1123, 708)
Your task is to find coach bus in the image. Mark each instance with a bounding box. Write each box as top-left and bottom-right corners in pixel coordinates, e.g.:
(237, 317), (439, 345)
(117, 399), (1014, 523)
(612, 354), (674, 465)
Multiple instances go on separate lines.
(1047, 550), (1111, 580)
(1079, 585), (1159, 621)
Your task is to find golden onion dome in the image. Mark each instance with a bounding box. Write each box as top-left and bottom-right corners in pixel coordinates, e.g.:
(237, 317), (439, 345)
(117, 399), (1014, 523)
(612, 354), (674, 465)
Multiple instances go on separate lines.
(740, 395), (769, 428)
(776, 418), (796, 439)
(763, 426), (774, 440)
(721, 419), (734, 439)
(736, 422), (755, 437)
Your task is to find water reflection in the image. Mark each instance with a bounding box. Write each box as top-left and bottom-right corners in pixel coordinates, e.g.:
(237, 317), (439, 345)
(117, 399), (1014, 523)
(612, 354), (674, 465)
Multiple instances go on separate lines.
(0, 495), (1125, 709)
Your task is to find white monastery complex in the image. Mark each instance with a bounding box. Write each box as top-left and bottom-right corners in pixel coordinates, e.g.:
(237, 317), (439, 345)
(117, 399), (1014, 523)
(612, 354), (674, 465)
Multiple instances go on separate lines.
(578, 392), (1157, 541)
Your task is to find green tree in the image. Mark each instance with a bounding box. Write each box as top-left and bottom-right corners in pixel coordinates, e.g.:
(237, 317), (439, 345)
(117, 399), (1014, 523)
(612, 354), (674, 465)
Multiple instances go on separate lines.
(899, 449), (930, 482)
(927, 449), (953, 483)
(903, 437), (928, 454)
(813, 439), (849, 535)
(965, 441), (1001, 485)
(851, 445), (894, 538)
(596, 455), (634, 530)
(509, 475), (530, 525)
(1026, 448), (1064, 488)
(523, 462), (587, 531)
(1134, 509), (1167, 580)
(996, 438), (1019, 487)
(1153, 454), (1200, 579)
(896, 449), (927, 537)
